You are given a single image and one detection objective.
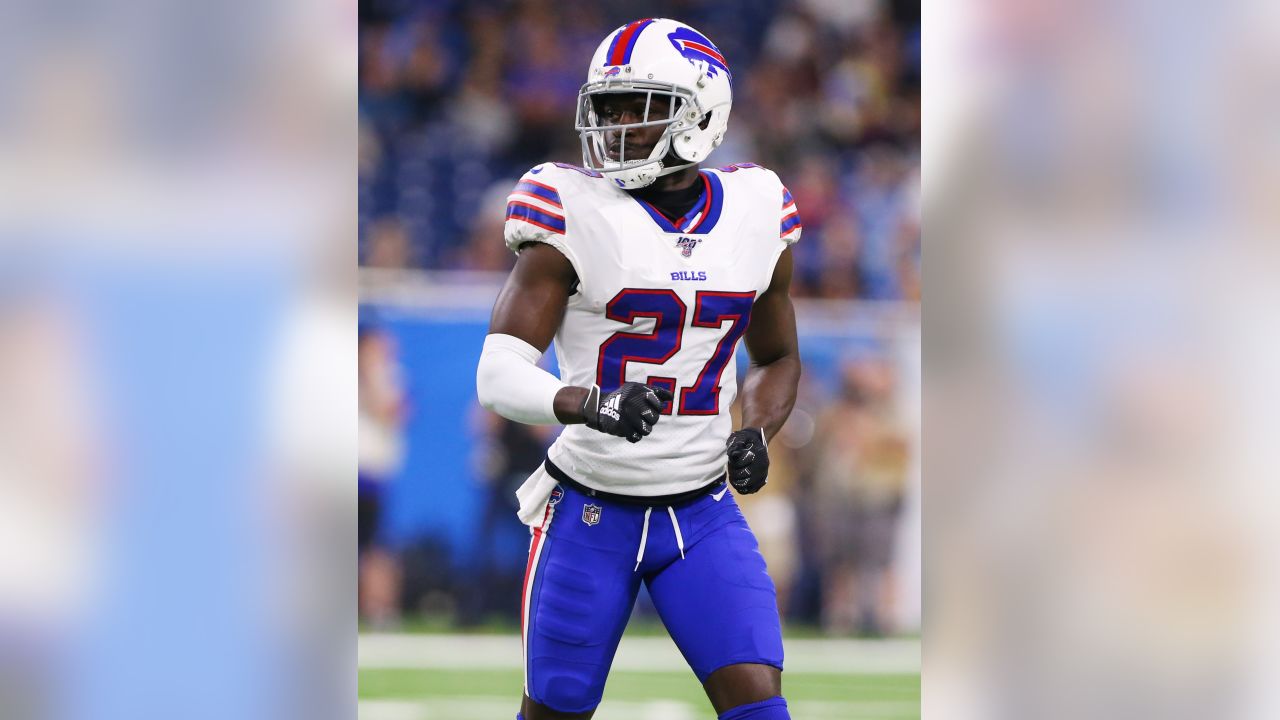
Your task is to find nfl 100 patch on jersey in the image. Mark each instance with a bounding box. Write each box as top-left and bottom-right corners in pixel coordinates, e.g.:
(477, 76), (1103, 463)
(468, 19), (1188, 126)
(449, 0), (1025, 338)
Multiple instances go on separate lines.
(675, 236), (702, 257)
(504, 161), (801, 501)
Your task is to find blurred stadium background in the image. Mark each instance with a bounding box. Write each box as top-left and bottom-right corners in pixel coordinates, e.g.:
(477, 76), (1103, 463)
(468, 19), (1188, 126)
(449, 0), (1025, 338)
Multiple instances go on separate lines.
(5, 0), (1278, 717)
(358, 0), (920, 717)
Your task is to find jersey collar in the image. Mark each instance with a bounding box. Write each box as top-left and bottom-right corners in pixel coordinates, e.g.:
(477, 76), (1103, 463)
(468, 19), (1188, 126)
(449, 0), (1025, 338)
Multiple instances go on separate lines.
(632, 170), (724, 235)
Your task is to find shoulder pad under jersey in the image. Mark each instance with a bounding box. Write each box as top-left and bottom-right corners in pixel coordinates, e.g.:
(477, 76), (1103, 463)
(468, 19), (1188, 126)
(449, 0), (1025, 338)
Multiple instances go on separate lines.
(709, 162), (802, 245)
(503, 162), (610, 255)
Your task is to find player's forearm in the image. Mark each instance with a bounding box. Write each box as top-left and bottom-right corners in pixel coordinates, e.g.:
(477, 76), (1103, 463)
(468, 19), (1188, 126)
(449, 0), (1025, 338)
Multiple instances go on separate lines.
(553, 386), (590, 424)
(739, 353), (801, 440)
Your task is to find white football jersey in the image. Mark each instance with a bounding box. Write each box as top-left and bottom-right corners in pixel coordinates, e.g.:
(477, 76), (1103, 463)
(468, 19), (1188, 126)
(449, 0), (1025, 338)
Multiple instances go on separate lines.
(503, 161), (802, 525)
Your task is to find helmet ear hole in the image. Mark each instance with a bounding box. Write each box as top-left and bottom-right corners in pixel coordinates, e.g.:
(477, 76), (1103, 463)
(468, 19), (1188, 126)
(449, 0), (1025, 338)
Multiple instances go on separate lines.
(698, 113), (711, 130)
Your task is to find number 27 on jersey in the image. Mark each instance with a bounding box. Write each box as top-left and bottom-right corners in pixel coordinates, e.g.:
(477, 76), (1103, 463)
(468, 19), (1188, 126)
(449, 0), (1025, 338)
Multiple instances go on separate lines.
(596, 288), (755, 415)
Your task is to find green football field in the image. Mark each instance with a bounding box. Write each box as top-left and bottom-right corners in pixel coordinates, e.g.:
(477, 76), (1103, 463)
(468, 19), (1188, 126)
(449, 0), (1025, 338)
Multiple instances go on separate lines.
(359, 632), (920, 719)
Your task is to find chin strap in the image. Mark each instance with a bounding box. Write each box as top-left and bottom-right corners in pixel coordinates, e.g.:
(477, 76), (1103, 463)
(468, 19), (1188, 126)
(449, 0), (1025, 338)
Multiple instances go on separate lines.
(604, 158), (698, 189)
(597, 130), (702, 188)
(655, 160), (696, 177)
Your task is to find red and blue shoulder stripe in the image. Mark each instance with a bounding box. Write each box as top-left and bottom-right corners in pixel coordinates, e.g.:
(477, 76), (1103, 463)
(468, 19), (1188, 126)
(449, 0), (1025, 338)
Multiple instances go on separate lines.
(506, 200), (566, 235)
(507, 170), (567, 235)
(780, 186), (801, 238)
(511, 179), (563, 208)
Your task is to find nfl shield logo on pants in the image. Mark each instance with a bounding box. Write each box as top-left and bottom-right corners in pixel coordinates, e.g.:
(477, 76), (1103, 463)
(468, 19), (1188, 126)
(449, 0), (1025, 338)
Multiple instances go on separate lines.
(582, 503), (602, 526)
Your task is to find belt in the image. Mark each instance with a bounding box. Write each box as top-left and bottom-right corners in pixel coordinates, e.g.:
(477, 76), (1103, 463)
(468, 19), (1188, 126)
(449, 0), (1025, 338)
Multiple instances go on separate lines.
(543, 458), (726, 508)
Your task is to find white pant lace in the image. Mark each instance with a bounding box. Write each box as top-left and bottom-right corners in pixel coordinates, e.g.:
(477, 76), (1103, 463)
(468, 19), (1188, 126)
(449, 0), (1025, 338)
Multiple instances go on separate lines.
(635, 505), (686, 571)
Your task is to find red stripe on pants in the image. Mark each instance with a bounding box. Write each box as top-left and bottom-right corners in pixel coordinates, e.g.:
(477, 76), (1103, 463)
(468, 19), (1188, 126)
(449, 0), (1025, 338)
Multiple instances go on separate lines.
(520, 503), (553, 640)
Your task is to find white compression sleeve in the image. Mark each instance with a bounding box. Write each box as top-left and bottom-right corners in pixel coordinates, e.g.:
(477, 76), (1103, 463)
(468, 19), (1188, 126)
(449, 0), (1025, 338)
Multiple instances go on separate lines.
(476, 333), (568, 425)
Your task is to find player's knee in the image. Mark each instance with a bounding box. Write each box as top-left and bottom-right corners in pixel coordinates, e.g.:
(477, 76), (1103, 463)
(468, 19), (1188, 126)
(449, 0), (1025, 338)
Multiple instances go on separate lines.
(717, 696), (790, 720)
(529, 672), (601, 716)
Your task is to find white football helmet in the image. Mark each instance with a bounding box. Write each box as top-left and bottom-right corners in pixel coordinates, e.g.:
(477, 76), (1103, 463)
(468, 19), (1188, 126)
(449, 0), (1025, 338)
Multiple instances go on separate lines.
(575, 18), (733, 189)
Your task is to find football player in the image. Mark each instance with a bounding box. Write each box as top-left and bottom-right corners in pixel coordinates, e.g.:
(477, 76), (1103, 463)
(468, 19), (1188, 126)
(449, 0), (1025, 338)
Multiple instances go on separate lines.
(476, 18), (802, 720)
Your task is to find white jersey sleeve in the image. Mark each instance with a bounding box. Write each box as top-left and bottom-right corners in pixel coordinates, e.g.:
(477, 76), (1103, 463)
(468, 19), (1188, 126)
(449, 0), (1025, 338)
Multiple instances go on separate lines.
(724, 163), (802, 290)
(503, 163), (591, 276)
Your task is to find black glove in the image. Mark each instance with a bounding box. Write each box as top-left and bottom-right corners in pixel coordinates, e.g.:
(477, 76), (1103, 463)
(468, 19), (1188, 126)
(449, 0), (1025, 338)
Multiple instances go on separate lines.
(726, 427), (769, 494)
(582, 383), (673, 443)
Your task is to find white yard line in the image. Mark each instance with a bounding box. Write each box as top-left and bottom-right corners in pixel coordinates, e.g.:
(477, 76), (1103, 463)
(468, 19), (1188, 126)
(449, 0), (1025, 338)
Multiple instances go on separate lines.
(359, 698), (919, 720)
(359, 633), (921, 674)
(358, 698), (698, 720)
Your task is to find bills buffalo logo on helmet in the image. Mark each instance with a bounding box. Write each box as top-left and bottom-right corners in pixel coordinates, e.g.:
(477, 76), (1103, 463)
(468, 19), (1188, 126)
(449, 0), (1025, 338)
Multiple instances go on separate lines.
(667, 27), (731, 84)
(604, 66), (622, 78)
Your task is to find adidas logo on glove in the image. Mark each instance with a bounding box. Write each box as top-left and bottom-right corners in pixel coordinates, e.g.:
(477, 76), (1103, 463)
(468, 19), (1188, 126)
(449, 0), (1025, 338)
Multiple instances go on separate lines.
(601, 394), (622, 422)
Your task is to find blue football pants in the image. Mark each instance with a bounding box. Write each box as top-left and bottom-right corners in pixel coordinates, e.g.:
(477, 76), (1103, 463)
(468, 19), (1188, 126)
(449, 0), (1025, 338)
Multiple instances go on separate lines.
(520, 481), (784, 714)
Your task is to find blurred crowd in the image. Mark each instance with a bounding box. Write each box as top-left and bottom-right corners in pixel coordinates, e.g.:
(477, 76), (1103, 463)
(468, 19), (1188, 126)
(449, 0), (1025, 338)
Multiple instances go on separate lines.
(359, 0), (920, 301)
